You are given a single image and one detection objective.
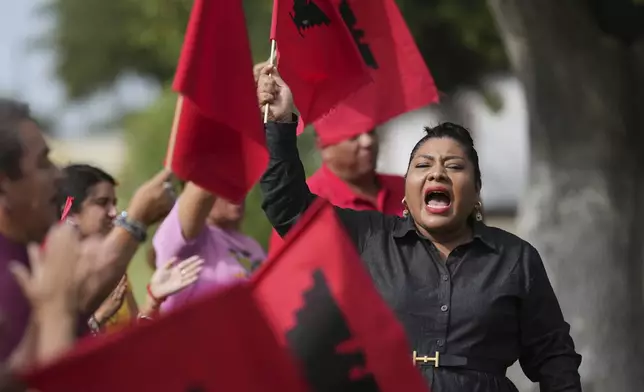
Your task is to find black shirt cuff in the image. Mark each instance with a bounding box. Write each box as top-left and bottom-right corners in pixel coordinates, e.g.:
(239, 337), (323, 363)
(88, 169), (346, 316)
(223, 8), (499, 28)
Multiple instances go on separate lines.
(264, 115), (299, 160)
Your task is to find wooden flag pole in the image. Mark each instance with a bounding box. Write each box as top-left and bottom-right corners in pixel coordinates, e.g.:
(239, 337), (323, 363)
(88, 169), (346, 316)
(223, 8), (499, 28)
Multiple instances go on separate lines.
(165, 95), (184, 170)
(263, 39), (277, 123)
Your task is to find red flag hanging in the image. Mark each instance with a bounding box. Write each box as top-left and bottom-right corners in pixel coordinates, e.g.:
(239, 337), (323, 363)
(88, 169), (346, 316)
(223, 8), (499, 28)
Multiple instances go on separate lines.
(168, 0), (267, 203)
(272, 0), (371, 125)
(23, 285), (308, 392)
(251, 199), (429, 391)
(298, 0), (439, 145)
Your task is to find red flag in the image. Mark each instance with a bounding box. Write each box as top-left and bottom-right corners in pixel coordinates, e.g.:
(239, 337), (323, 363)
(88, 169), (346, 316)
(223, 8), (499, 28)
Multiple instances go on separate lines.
(251, 199), (429, 391)
(298, 0), (439, 145)
(40, 197), (74, 249)
(272, 0), (371, 125)
(59, 197), (73, 222)
(24, 285), (308, 392)
(168, 0), (267, 203)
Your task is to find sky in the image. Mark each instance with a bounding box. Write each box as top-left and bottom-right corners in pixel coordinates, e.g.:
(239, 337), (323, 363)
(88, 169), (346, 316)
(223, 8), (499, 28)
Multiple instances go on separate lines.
(0, 0), (158, 138)
(0, 1), (60, 115)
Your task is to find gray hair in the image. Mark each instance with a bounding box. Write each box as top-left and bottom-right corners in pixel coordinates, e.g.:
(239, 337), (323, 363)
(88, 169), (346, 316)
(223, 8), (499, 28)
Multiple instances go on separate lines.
(0, 99), (32, 180)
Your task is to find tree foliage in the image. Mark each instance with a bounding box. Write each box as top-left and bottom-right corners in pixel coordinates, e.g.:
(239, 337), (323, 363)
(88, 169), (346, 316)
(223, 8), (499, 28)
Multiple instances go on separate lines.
(397, 0), (507, 94)
(45, 0), (505, 100)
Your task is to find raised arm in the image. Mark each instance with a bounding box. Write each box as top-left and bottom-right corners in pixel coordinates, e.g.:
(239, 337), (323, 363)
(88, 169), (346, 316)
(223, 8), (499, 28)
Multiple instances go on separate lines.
(151, 182), (213, 281)
(176, 183), (215, 240)
(256, 64), (383, 251)
(261, 120), (317, 237)
(257, 64), (316, 238)
(78, 169), (175, 315)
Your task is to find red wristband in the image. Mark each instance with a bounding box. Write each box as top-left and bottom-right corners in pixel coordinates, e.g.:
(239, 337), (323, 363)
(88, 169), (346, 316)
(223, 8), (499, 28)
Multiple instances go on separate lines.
(146, 284), (166, 304)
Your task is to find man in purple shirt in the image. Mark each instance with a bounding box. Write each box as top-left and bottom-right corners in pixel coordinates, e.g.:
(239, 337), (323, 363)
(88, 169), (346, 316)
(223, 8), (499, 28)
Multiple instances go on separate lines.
(0, 99), (63, 361)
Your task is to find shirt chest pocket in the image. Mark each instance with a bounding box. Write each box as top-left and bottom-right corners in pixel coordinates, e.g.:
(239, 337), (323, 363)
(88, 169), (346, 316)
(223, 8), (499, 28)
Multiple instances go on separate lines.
(386, 281), (447, 338)
(362, 244), (444, 316)
(384, 278), (444, 317)
(450, 271), (522, 332)
(200, 263), (248, 282)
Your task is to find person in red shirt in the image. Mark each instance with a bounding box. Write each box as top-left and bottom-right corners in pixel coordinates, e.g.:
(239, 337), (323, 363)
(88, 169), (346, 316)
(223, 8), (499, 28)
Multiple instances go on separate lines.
(251, 61), (405, 255)
(267, 130), (405, 255)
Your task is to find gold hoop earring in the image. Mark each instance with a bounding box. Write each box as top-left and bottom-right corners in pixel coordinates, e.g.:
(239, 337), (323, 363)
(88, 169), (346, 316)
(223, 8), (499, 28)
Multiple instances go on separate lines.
(475, 201), (483, 222)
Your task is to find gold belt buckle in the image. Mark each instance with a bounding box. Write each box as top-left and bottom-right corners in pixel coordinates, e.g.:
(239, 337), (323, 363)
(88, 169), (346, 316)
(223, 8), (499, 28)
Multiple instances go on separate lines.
(412, 350), (440, 367)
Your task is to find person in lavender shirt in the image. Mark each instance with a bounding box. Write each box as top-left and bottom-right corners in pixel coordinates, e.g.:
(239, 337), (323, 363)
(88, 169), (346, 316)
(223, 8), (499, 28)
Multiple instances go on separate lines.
(153, 182), (265, 312)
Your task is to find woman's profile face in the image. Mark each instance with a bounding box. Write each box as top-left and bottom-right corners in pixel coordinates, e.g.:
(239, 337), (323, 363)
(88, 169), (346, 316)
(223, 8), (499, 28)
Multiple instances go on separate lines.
(404, 137), (479, 235)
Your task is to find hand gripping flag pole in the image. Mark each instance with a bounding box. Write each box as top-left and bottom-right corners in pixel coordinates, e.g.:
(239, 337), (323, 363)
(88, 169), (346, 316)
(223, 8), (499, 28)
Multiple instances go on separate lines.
(263, 40), (277, 123)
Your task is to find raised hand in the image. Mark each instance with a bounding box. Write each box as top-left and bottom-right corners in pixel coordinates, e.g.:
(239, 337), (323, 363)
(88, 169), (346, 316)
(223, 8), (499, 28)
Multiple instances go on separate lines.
(253, 60), (270, 83)
(127, 169), (176, 227)
(149, 256), (204, 299)
(9, 225), (82, 316)
(9, 224), (90, 364)
(93, 276), (128, 325)
(256, 64), (294, 122)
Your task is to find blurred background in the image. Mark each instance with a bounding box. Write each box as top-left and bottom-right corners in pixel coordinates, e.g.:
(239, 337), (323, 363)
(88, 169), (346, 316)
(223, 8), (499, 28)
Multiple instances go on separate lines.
(0, 0), (522, 295)
(2, 1), (643, 390)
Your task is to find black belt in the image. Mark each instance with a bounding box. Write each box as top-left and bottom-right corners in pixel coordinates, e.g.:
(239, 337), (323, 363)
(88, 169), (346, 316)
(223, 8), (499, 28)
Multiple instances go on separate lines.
(412, 351), (507, 376)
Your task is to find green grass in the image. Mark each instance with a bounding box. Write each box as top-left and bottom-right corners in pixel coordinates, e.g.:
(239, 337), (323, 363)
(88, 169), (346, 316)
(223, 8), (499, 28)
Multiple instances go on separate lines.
(126, 245), (154, 304)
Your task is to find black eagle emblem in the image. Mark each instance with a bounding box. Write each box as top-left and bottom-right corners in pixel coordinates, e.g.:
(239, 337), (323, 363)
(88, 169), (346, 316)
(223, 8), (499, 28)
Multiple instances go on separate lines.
(290, 0), (332, 37)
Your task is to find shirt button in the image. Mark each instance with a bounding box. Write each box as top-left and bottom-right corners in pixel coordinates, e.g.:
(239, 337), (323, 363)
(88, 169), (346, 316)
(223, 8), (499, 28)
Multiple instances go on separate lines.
(440, 304), (449, 312)
(436, 339), (444, 347)
(441, 274), (449, 281)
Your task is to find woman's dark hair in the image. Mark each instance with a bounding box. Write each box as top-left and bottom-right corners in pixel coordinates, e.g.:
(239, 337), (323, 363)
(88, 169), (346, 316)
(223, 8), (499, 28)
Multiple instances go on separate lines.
(58, 164), (117, 216)
(407, 122), (482, 190)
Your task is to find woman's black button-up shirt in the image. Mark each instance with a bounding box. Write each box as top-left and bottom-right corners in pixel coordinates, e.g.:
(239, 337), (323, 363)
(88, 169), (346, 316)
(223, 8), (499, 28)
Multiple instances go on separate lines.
(260, 121), (582, 392)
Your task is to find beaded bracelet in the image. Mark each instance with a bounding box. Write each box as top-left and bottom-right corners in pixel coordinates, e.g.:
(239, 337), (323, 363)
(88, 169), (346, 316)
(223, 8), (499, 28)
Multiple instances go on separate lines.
(146, 283), (167, 304)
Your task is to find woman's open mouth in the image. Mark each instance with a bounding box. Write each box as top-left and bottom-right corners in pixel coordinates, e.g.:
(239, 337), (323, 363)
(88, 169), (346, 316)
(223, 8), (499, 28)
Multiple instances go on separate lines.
(424, 186), (452, 214)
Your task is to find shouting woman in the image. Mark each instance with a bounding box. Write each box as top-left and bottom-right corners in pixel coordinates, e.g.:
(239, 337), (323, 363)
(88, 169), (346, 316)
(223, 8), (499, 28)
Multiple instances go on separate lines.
(256, 64), (582, 392)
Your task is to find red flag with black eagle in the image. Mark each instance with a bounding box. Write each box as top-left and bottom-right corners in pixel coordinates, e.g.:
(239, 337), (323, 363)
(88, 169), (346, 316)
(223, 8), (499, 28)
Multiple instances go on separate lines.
(251, 199), (429, 391)
(24, 285), (308, 392)
(297, 0), (439, 145)
(270, 0), (371, 125)
(167, 0), (267, 203)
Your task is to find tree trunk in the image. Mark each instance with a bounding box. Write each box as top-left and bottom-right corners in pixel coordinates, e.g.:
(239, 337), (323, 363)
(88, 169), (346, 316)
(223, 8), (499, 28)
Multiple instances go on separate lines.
(435, 92), (473, 127)
(487, 0), (644, 390)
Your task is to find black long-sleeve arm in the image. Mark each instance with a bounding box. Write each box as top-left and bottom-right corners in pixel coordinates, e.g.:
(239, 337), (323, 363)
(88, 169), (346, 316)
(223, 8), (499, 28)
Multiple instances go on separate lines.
(518, 245), (583, 391)
(260, 120), (317, 238)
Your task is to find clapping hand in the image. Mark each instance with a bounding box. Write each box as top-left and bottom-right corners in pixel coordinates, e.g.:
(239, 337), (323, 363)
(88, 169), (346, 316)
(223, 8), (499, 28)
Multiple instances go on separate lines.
(9, 224), (91, 365)
(9, 225), (83, 318)
(93, 276), (128, 325)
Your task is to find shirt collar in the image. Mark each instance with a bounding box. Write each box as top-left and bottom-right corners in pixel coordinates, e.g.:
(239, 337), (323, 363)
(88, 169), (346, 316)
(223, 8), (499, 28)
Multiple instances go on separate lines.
(392, 216), (498, 252)
(319, 165), (390, 207)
